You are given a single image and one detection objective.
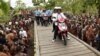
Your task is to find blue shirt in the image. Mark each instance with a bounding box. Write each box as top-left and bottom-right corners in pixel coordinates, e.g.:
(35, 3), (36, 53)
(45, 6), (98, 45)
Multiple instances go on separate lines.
(96, 35), (100, 41)
(46, 10), (53, 16)
(34, 10), (41, 16)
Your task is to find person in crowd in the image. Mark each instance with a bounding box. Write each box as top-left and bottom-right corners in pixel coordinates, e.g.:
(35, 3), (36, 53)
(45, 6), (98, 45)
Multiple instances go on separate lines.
(96, 29), (100, 51)
(46, 9), (53, 24)
(0, 45), (8, 56)
(14, 46), (27, 56)
(42, 10), (48, 26)
(34, 8), (41, 25)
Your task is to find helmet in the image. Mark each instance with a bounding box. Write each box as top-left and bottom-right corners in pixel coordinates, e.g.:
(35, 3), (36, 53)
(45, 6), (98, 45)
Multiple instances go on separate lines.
(54, 6), (62, 9)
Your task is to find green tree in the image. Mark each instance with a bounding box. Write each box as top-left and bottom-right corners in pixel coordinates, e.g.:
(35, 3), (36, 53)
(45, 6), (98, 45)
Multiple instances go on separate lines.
(0, 0), (10, 22)
(83, 0), (100, 17)
(32, 0), (40, 6)
(0, 0), (10, 15)
(45, 0), (56, 9)
(33, 0), (100, 17)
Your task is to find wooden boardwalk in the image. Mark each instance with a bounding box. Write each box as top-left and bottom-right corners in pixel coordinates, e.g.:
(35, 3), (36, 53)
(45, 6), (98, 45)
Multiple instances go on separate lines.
(34, 22), (100, 56)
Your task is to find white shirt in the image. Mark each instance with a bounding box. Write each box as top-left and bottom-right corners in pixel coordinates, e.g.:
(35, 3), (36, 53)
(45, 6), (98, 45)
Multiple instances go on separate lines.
(19, 30), (27, 38)
(52, 13), (67, 22)
(9, 22), (12, 25)
(6, 27), (11, 31)
(28, 18), (32, 22)
(52, 13), (57, 22)
(25, 20), (29, 24)
(15, 22), (18, 25)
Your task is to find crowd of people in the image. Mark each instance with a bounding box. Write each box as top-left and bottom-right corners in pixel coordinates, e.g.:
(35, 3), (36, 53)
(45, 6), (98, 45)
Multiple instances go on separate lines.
(34, 8), (53, 26)
(67, 13), (100, 51)
(0, 11), (33, 56)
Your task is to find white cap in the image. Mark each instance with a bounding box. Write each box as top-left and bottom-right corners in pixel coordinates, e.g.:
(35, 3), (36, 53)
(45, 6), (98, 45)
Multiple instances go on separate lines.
(54, 7), (62, 9)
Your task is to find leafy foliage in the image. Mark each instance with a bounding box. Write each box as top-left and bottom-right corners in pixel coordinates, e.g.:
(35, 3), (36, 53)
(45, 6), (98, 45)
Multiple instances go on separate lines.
(40, 0), (100, 15)
(45, 0), (56, 9)
(0, 0), (10, 15)
(0, 0), (11, 22)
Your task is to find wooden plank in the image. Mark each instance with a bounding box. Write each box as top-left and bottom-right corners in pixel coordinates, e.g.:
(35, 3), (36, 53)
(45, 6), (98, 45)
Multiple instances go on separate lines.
(77, 53), (97, 56)
(39, 37), (77, 43)
(59, 50), (92, 56)
(40, 41), (80, 48)
(41, 45), (85, 54)
(39, 39), (79, 46)
(39, 39), (78, 44)
(39, 38), (77, 42)
(41, 46), (89, 56)
(39, 40), (77, 45)
(41, 43), (82, 51)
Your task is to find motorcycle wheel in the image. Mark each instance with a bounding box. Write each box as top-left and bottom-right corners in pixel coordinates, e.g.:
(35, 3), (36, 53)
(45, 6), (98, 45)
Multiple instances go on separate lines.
(45, 20), (48, 26)
(63, 35), (67, 45)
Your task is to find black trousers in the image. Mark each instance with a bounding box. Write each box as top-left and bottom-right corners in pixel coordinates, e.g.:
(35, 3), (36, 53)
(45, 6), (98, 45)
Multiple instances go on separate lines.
(53, 25), (58, 40)
(96, 41), (100, 51)
(43, 20), (48, 26)
(39, 17), (44, 26)
(78, 32), (82, 39)
(48, 16), (52, 23)
(35, 16), (40, 25)
(53, 23), (64, 40)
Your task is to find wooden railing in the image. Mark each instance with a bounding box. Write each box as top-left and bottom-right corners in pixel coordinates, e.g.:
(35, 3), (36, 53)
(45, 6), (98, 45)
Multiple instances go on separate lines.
(68, 32), (100, 56)
(34, 21), (40, 56)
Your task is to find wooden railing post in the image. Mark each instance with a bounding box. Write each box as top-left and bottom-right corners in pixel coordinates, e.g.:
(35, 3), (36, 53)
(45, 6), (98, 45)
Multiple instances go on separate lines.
(68, 32), (100, 56)
(34, 21), (40, 56)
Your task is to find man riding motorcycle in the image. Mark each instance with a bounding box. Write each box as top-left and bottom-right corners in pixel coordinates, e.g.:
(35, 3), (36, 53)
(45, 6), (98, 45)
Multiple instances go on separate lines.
(52, 7), (70, 42)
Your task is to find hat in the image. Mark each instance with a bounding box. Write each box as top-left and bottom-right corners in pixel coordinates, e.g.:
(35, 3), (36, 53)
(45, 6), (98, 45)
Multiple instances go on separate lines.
(54, 7), (62, 9)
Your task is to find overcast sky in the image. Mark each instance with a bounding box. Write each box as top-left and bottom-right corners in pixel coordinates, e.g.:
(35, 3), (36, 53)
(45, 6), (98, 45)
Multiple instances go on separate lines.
(10, 0), (33, 8)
